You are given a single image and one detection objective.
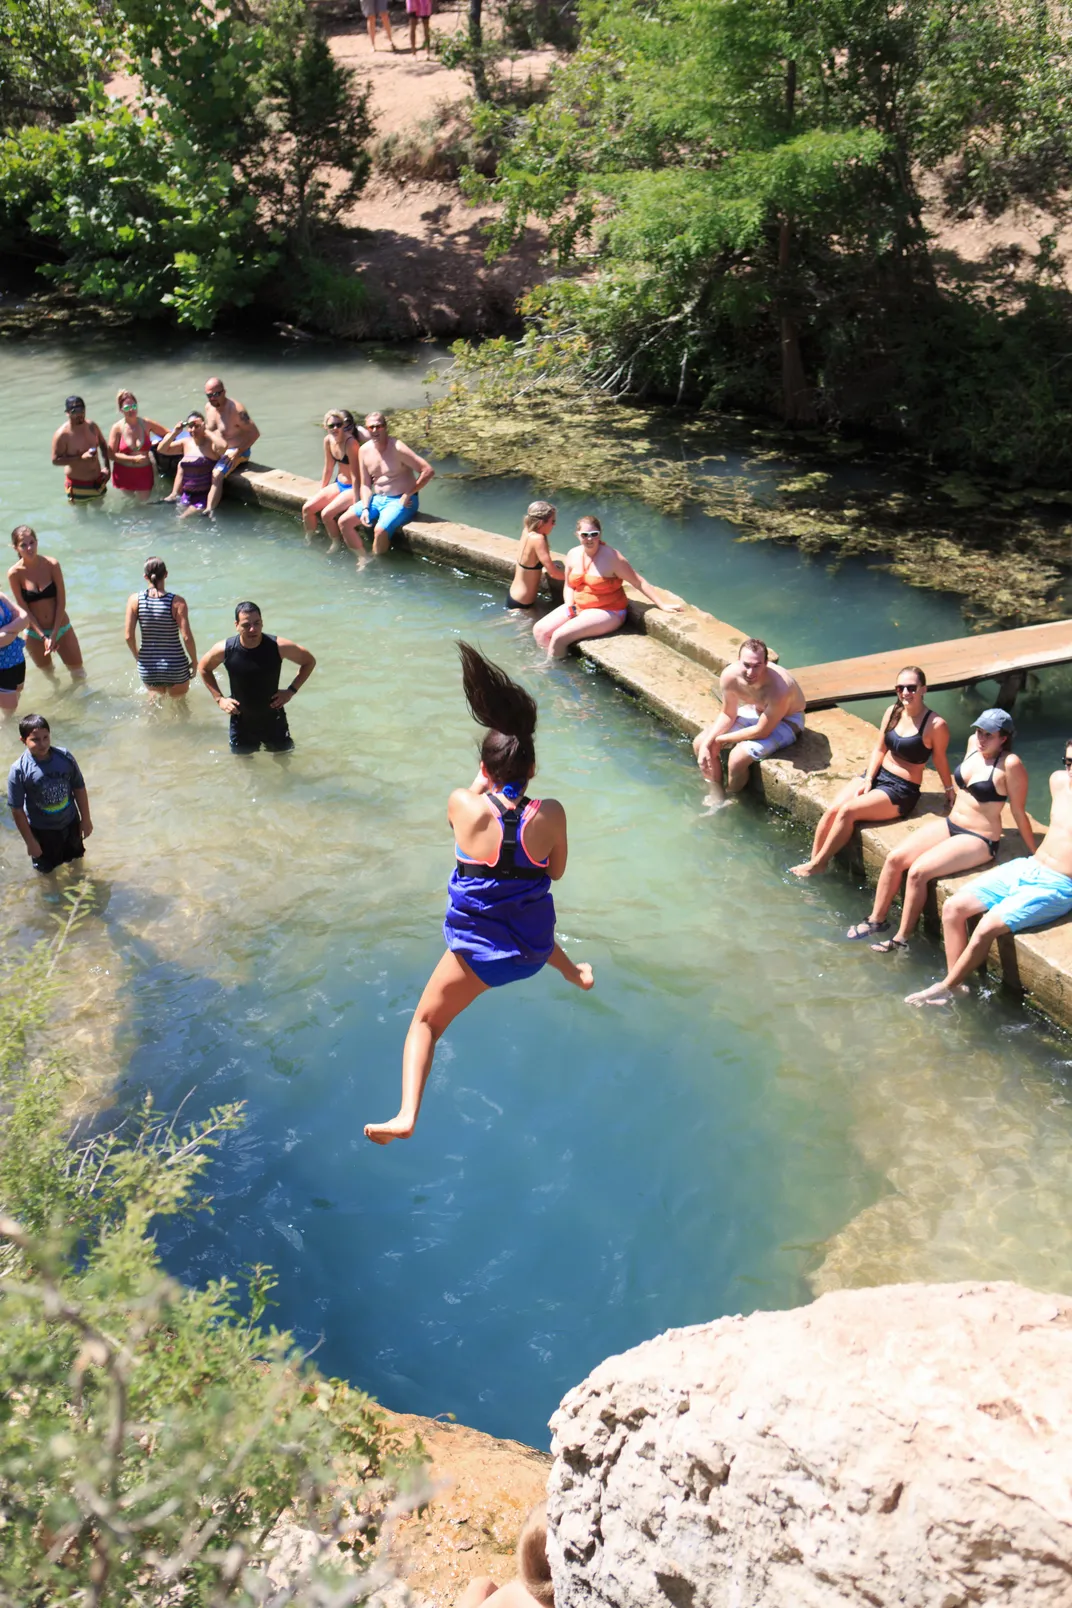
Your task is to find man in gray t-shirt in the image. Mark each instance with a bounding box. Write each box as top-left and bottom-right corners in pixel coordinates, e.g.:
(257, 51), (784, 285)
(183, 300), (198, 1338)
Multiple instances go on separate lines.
(7, 713), (93, 874)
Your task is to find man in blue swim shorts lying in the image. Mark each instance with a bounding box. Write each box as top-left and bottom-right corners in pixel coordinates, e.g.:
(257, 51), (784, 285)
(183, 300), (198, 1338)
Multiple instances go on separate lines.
(907, 737), (1072, 1006)
(338, 411), (435, 558)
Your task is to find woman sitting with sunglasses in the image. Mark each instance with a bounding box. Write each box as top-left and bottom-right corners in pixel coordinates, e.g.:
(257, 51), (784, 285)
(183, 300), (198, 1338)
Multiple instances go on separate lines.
(158, 413), (224, 516)
(845, 707), (1035, 947)
(531, 517), (681, 660)
(301, 410), (368, 552)
(791, 666), (953, 878)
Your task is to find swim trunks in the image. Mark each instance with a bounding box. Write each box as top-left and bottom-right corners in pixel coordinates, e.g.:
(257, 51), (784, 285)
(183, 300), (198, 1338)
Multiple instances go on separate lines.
(729, 708), (805, 762)
(966, 856), (1072, 934)
(0, 662), (25, 692)
(66, 474), (108, 502)
(213, 448), (252, 480)
(361, 492), (418, 542)
(30, 819), (85, 875)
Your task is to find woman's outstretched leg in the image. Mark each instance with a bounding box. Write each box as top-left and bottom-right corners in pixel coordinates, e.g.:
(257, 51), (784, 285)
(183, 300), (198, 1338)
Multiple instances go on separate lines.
(547, 943), (595, 990)
(364, 950), (487, 1145)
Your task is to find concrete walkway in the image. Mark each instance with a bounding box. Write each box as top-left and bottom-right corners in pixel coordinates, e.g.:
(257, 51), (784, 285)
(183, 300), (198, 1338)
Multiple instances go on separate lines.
(227, 463), (1072, 1031)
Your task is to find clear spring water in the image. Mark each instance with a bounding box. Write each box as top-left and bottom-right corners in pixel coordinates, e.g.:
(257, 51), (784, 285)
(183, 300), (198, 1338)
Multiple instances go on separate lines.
(4, 334), (1072, 1447)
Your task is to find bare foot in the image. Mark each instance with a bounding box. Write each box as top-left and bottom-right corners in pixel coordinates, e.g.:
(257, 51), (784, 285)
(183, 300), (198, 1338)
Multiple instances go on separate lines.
(326, 539), (341, 555)
(905, 982), (969, 1007)
(364, 1115), (415, 1145)
(790, 861), (822, 877)
(575, 962), (595, 990)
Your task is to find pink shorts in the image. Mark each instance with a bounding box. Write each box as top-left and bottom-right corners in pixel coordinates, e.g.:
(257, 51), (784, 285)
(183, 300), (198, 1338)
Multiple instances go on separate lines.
(407, 0), (432, 14)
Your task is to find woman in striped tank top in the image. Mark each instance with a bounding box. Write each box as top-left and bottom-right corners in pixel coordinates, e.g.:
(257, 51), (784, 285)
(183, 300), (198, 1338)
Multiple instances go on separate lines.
(123, 557), (198, 699)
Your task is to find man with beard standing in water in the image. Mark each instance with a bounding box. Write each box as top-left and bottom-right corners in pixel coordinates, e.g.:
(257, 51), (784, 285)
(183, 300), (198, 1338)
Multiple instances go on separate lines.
(198, 601), (316, 754)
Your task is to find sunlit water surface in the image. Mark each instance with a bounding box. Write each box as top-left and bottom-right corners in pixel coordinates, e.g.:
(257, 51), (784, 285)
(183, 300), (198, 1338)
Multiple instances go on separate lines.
(3, 335), (1072, 1446)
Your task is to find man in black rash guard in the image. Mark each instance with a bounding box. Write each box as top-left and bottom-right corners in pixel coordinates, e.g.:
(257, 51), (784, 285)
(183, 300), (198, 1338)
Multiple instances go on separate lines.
(198, 601), (316, 754)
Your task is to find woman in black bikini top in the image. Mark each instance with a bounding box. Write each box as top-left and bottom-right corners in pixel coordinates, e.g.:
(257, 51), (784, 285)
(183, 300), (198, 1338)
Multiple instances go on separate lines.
(792, 666), (953, 878)
(506, 500), (565, 611)
(846, 706), (1036, 952)
(6, 523), (86, 682)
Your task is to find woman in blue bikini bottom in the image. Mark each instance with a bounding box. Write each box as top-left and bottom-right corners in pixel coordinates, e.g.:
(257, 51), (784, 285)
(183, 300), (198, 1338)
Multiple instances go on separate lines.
(363, 643), (594, 1145)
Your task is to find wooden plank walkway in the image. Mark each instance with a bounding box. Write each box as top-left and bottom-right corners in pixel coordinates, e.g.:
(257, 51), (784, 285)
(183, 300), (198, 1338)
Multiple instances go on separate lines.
(794, 619), (1072, 710)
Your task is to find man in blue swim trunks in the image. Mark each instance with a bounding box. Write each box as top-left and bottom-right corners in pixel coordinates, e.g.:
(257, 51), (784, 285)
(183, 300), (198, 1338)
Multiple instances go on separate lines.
(350, 411), (435, 556)
(203, 377), (260, 514)
(907, 738), (1072, 1006)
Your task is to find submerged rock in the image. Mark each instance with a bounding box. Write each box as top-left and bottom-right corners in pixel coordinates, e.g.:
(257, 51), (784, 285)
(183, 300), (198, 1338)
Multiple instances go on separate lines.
(546, 1281), (1072, 1607)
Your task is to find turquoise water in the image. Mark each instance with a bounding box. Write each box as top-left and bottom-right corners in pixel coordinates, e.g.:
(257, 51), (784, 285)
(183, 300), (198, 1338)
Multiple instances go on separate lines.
(5, 335), (1072, 1447)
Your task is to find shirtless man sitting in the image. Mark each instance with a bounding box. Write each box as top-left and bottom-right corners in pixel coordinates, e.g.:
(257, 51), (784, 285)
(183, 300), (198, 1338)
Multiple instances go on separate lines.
(51, 395), (110, 502)
(692, 637), (806, 804)
(338, 411), (434, 557)
(906, 738), (1072, 1007)
(203, 376), (260, 514)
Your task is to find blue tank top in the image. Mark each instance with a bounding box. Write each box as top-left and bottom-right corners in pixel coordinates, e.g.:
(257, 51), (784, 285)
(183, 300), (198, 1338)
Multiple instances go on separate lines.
(0, 595), (25, 670)
(444, 794), (555, 968)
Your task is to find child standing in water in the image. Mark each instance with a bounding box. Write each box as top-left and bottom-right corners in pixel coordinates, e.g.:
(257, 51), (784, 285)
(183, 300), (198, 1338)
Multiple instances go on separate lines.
(364, 644), (594, 1145)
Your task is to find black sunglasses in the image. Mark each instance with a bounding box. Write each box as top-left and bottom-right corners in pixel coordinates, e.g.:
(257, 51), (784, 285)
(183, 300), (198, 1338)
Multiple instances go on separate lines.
(206, 388), (224, 399)
(896, 683), (920, 693)
(1064, 758), (1072, 769)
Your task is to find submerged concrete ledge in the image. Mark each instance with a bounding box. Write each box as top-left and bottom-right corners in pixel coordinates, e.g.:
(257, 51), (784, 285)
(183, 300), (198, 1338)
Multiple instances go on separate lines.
(227, 462), (1072, 1030)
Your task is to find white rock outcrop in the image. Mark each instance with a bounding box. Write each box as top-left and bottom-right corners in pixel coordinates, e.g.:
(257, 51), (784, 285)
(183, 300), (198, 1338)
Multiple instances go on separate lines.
(546, 1282), (1072, 1607)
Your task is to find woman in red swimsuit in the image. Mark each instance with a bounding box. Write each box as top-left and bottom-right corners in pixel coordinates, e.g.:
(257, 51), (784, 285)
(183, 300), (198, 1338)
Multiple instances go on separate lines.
(108, 390), (168, 496)
(531, 516), (681, 660)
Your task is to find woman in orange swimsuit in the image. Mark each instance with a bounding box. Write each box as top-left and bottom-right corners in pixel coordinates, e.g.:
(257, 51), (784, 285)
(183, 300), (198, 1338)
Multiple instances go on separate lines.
(531, 517), (681, 660)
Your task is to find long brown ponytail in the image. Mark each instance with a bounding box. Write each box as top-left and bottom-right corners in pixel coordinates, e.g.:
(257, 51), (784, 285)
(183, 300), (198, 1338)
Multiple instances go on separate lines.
(458, 642), (537, 787)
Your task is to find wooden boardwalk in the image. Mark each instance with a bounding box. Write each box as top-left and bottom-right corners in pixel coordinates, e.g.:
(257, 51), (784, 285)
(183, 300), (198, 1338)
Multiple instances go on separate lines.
(793, 619), (1072, 711)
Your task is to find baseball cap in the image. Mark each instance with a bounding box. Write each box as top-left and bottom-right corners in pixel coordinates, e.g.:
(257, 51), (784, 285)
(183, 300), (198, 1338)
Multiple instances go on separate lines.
(972, 708), (1016, 737)
(65, 395), (85, 411)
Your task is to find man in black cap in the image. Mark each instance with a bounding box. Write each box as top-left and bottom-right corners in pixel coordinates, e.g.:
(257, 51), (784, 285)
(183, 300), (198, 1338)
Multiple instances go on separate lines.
(51, 396), (110, 501)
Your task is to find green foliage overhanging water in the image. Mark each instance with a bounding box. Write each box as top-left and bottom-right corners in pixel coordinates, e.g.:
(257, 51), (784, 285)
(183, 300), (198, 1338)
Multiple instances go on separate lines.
(0, 887), (423, 1605)
(0, 0), (373, 329)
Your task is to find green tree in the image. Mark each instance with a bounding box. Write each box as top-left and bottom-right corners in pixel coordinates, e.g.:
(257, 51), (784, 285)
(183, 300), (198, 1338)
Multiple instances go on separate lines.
(257, 0), (373, 254)
(0, 0), (114, 130)
(473, 0), (1072, 427)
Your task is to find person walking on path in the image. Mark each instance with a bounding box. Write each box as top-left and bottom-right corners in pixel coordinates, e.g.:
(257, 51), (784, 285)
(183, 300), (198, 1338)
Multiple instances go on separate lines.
(363, 0), (396, 49)
(339, 412), (434, 556)
(363, 643), (594, 1146)
(506, 501), (564, 611)
(693, 636), (806, 805)
(790, 666), (953, 878)
(407, 0), (432, 54)
(198, 601), (316, 754)
(8, 525), (86, 684)
(51, 395), (110, 502)
(906, 738), (1072, 1007)
(0, 587), (30, 715)
(7, 713), (93, 874)
(846, 709), (1036, 950)
(203, 377), (260, 514)
(531, 516), (682, 661)
(108, 389), (167, 496)
(124, 557), (198, 700)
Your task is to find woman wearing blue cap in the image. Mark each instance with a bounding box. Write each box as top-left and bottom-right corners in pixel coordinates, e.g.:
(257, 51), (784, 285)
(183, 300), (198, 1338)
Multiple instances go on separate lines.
(846, 709), (1036, 952)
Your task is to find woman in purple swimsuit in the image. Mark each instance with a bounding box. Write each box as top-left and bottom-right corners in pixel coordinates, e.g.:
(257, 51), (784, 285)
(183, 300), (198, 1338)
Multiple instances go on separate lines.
(364, 643), (594, 1145)
(158, 413), (222, 516)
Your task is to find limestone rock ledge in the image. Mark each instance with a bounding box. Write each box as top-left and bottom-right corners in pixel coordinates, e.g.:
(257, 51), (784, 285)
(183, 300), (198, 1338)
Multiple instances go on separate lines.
(546, 1281), (1072, 1608)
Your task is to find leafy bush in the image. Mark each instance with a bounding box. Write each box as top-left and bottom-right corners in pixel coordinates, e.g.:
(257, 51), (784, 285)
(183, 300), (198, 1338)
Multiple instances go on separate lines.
(0, 886), (423, 1606)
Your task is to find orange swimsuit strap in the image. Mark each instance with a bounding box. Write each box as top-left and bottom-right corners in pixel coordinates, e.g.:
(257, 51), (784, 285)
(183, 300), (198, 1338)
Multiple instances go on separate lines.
(568, 551), (628, 614)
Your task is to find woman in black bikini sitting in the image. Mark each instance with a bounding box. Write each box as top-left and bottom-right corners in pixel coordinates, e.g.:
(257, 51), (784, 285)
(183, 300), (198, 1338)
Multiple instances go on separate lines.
(791, 667), (952, 878)
(846, 708), (1035, 948)
(506, 501), (564, 611)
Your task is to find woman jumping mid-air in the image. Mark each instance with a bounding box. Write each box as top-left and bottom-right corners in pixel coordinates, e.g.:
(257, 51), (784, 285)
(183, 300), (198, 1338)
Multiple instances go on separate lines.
(364, 643), (594, 1145)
